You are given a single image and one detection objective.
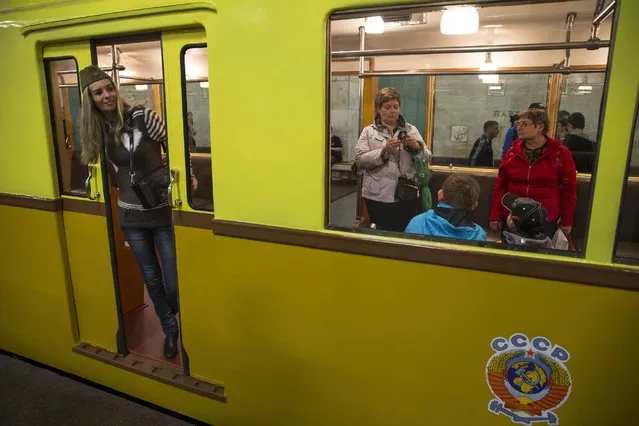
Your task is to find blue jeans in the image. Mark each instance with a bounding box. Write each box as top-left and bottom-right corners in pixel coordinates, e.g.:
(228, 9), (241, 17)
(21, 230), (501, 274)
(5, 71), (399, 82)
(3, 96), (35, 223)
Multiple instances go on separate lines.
(121, 226), (179, 335)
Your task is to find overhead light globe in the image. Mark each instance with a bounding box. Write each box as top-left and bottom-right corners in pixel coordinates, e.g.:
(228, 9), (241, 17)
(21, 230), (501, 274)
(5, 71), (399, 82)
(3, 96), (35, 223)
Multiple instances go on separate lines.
(364, 16), (384, 34)
(440, 7), (479, 35)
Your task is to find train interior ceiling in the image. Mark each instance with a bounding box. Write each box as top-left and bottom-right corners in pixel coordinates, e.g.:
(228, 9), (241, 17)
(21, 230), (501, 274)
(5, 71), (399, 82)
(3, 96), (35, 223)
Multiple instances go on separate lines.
(327, 0), (638, 260)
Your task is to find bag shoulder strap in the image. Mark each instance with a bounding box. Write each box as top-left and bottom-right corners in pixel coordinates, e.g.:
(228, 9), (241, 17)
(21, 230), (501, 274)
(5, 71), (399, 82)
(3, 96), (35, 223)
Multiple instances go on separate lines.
(128, 126), (136, 183)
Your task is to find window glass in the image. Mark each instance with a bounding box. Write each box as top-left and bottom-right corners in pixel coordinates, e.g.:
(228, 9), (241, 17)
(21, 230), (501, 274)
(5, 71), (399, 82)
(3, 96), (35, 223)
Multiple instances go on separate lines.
(556, 72), (605, 174)
(119, 83), (165, 115)
(328, 0), (613, 256)
(183, 46), (212, 211)
(615, 104), (639, 263)
(433, 74), (549, 167)
(45, 58), (88, 196)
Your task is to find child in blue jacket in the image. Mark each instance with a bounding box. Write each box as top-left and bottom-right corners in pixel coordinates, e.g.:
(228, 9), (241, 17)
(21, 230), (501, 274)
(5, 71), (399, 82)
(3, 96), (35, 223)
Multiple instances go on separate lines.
(405, 174), (486, 241)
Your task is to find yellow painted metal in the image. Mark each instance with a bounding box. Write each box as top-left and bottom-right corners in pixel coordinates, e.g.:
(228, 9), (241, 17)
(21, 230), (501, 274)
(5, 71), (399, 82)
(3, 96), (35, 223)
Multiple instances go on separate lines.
(20, 2), (217, 36)
(42, 42), (118, 350)
(585, 0), (639, 263)
(1, 1), (639, 425)
(42, 41), (105, 204)
(61, 211), (119, 352)
(0, 206), (79, 356)
(2, 205), (639, 425)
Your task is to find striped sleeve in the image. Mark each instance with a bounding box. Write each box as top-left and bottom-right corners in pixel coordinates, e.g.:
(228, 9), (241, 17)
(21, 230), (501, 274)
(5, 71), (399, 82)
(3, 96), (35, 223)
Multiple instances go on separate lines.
(143, 108), (167, 145)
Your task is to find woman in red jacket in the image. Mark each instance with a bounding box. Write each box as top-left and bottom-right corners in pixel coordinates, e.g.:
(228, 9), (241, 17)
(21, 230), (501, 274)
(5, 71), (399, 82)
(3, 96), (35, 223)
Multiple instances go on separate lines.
(489, 108), (577, 238)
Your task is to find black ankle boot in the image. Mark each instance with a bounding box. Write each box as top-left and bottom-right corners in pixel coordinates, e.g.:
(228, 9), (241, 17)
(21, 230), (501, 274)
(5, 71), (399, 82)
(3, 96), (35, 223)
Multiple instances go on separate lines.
(164, 332), (179, 359)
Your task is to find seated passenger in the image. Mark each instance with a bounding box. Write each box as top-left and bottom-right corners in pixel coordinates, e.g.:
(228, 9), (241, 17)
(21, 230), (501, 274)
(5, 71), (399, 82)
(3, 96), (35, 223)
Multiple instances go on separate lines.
(330, 126), (344, 166)
(405, 174), (486, 241)
(501, 193), (570, 250)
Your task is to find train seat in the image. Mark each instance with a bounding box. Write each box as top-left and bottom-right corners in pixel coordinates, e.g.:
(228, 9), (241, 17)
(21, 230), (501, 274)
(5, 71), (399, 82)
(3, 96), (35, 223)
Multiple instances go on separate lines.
(429, 169), (639, 254)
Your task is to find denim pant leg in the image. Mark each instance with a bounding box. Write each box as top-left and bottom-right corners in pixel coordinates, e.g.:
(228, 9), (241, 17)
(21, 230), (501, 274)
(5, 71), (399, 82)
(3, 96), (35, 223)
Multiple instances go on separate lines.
(153, 227), (179, 315)
(121, 227), (178, 335)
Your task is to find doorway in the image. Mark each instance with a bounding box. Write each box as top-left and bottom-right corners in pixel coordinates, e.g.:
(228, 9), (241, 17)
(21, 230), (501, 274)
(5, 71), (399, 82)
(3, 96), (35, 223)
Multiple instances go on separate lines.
(93, 36), (185, 370)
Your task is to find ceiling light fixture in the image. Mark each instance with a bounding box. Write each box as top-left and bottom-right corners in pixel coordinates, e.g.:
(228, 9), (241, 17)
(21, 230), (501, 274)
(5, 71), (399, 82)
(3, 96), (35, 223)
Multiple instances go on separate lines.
(479, 52), (499, 83)
(135, 84), (148, 91)
(200, 81), (209, 89)
(364, 16), (384, 34)
(440, 7), (479, 35)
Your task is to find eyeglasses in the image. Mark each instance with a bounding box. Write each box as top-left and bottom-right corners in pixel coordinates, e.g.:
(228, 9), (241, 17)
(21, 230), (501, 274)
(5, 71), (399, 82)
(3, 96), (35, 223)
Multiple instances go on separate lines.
(516, 121), (535, 129)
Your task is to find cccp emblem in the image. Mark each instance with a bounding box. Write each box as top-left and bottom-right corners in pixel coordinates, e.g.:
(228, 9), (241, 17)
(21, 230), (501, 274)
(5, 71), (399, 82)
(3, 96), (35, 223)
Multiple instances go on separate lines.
(486, 333), (572, 425)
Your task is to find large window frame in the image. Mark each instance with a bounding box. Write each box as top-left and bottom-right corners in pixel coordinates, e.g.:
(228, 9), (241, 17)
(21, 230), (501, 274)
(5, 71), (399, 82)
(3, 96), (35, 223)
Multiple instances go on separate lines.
(44, 56), (89, 198)
(325, 1), (616, 259)
(180, 42), (213, 212)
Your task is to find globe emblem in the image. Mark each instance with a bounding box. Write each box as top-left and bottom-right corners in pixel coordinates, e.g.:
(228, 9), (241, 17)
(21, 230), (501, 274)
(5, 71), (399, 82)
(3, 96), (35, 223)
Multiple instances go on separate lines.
(506, 361), (548, 395)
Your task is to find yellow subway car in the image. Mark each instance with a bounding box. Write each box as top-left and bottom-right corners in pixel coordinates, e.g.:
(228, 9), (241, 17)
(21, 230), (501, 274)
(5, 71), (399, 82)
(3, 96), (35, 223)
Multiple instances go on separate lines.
(1, 0), (638, 425)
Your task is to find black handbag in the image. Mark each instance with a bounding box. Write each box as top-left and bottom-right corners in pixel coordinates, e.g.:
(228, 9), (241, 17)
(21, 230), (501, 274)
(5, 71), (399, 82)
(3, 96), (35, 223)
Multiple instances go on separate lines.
(128, 129), (170, 209)
(395, 176), (420, 201)
(394, 140), (421, 201)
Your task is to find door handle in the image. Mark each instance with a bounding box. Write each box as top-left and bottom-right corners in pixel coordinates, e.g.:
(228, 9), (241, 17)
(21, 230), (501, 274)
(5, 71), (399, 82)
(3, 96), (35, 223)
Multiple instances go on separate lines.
(168, 168), (182, 207)
(85, 164), (100, 200)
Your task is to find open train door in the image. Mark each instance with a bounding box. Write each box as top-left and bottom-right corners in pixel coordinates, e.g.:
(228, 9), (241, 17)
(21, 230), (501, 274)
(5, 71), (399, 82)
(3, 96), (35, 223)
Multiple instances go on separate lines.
(43, 42), (127, 354)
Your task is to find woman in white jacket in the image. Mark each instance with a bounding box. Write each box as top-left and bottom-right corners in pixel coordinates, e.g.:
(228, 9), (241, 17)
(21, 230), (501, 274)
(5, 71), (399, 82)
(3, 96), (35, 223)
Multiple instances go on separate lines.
(355, 87), (431, 231)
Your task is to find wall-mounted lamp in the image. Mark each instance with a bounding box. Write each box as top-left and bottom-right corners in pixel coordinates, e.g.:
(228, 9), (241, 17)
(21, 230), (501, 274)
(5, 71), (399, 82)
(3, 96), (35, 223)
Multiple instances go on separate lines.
(440, 7), (479, 35)
(479, 52), (499, 83)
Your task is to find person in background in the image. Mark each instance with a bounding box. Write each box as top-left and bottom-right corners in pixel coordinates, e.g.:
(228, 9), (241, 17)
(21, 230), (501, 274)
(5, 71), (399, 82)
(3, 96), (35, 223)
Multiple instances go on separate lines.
(355, 87), (431, 232)
(500, 193), (553, 248)
(489, 108), (577, 239)
(500, 193), (570, 250)
(563, 112), (596, 173)
(187, 111), (197, 152)
(405, 174), (485, 241)
(469, 120), (499, 167)
(556, 110), (571, 140)
(501, 114), (519, 159)
(330, 126), (343, 166)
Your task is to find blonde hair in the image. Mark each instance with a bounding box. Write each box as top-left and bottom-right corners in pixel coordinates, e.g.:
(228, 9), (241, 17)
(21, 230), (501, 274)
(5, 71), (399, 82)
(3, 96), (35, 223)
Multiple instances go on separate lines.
(79, 84), (129, 165)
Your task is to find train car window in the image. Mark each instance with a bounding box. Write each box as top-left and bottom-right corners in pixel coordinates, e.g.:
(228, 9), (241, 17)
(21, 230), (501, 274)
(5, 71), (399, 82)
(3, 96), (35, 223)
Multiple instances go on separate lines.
(328, 0), (613, 256)
(182, 45), (212, 211)
(614, 100), (639, 263)
(45, 58), (87, 196)
(119, 83), (165, 116)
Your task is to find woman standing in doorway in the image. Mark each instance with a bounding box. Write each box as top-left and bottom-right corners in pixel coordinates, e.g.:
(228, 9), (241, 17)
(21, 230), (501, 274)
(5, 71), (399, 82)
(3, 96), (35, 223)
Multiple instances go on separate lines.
(79, 65), (194, 359)
(355, 87), (431, 231)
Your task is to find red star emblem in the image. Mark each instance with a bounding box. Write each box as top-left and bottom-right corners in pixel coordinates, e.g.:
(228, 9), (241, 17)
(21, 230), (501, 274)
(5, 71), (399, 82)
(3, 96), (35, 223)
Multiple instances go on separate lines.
(526, 349), (535, 358)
